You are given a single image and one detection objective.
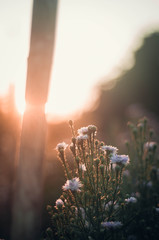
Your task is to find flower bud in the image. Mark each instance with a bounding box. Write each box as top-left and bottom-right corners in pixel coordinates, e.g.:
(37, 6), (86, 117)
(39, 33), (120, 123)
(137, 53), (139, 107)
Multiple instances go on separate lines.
(100, 164), (104, 175)
(46, 205), (52, 212)
(100, 142), (104, 147)
(52, 214), (58, 220)
(132, 128), (138, 139)
(137, 122), (144, 132)
(55, 199), (64, 209)
(68, 120), (73, 127)
(149, 129), (154, 138)
(143, 117), (147, 125)
(70, 218), (75, 224)
(94, 158), (100, 166)
(115, 165), (121, 174)
(63, 192), (67, 199)
(127, 122), (134, 128)
(144, 142), (157, 152)
(75, 156), (80, 164)
(97, 192), (101, 198)
(88, 125), (97, 134)
(70, 144), (74, 151)
(100, 155), (105, 164)
(84, 191), (90, 202)
(46, 227), (53, 237)
(72, 137), (76, 144)
(125, 141), (129, 148)
(150, 167), (157, 181)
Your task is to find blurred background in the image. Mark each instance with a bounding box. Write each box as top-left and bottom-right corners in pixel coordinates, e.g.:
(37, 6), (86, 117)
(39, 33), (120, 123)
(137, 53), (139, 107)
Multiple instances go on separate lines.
(1, 0), (159, 239)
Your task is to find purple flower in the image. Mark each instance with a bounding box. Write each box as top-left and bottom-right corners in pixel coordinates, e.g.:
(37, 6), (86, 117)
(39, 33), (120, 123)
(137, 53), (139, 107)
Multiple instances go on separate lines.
(101, 221), (123, 229)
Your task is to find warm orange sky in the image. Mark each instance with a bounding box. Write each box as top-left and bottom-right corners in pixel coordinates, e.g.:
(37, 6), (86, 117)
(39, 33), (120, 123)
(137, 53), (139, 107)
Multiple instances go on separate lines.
(1, 0), (159, 120)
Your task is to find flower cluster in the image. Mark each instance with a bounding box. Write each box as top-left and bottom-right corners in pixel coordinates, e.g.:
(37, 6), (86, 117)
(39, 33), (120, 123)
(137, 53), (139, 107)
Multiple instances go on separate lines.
(47, 122), (131, 240)
(46, 119), (159, 240)
(101, 145), (129, 166)
(124, 118), (159, 239)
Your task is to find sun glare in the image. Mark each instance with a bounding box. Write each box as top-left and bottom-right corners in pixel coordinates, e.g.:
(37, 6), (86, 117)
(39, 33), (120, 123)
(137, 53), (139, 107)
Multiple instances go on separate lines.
(15, 97), (26, 116)
(46, 83), (99, 120)
(1, 0), (159, 121)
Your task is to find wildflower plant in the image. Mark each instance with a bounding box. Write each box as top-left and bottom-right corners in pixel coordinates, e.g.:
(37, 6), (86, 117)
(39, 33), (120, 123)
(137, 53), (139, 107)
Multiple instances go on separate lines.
(122, 117), (159, 239)
(46, 121), (130, 240)
(125, 117), (159, 196)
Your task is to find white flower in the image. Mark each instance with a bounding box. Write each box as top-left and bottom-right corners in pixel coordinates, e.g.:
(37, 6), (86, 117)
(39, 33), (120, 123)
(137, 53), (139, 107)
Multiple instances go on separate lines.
(77, 127), (89, 135)
(70, 142), (77, 150)
(77, 125), (97, 136)
(62, 177), (83, 192)
(156, 208), (159, 213)
(110, 154), (130, 165)
(101, 221), (123, 229)
(88, 125), (97, 134)
(144, 142), (157, 150)
(101, 145), (118, 154)
(56, 142), (68, 151)
(77, 135), (88, 141)
(125, 197), (137, 203)
(76, 135), (88, 145)
(55, 199), (64, 208)
(79, 164), (86, 171)
(147, 181), (153, 188)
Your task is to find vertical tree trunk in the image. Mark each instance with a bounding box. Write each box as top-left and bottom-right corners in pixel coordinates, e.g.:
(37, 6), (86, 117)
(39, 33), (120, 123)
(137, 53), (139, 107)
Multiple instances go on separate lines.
(11, 1), (58, 239)
(12, 106), (46, 240)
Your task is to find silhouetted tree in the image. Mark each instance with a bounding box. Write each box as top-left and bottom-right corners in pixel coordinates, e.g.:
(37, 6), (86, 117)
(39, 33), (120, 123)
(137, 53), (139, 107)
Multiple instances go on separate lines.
(86, 32), (159, 144)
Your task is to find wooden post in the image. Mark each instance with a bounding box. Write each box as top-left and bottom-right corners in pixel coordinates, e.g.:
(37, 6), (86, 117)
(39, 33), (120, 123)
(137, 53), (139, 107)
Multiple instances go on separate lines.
(11, 1), (58, 239)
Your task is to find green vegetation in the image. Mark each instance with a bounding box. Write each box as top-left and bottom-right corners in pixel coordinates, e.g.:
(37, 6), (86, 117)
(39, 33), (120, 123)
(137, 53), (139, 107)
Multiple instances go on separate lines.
(44, 119), (159, 240)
